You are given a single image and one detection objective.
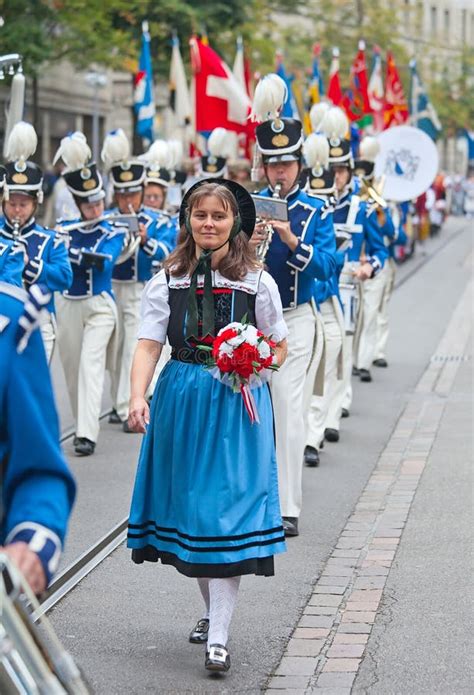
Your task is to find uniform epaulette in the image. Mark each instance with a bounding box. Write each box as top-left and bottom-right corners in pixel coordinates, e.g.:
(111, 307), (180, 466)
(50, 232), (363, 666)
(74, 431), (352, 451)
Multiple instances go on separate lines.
(16, 284), (51, 354)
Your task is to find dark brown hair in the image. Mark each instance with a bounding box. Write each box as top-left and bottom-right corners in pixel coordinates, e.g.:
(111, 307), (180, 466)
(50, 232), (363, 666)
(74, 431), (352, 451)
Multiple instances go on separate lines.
(164, 182), (258, 280)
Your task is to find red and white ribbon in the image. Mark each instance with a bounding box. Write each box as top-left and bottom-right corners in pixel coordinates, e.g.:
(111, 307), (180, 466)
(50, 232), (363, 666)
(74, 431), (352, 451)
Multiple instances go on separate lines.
(240, 384), (260, 425)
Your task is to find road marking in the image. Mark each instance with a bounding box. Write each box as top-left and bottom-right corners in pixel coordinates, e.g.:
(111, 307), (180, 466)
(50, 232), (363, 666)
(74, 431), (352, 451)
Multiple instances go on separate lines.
(266, 278), (472, 693)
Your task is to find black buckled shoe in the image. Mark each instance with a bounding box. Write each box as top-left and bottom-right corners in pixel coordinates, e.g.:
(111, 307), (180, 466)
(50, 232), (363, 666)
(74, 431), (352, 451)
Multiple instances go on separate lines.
(189, 618), (209, 644)
(205, 644), (231, 672)
(74, 437), (95, 456)
(359, 368), (372, 382)
(373, 358), (388, 368)
(282, 517), (299, 537)
(324, 428), (340, 443)
(304, 445), (320, 467)
(108, 409), (122, 424)
(341, 408), (350, 418)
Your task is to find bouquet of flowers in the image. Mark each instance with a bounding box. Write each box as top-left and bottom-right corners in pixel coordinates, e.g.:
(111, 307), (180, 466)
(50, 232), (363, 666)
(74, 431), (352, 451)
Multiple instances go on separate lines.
(202, 321), (279, 424)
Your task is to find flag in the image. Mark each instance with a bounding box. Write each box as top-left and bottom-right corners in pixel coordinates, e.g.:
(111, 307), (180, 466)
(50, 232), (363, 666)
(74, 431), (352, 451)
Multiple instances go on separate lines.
(232, 35), (254, 158)
(189, 35), (252, 136)
(342, 41), (372, 127)
(303, 43), (324, 134)
(368, 46), (384, 132)
(327, 47), (343, 106)
(383, 51), (408, 128)
(134, 21), (155, 143)
(409, 59), (442, 141)
(275, 50), (299, 119)
(169, 33), (192, 130)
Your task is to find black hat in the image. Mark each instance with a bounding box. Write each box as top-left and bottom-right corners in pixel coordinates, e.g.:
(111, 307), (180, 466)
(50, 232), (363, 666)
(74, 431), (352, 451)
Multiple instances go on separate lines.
(170, 169), (187, 185)
(301, 167), (335, 196)
(3, 161), (43, 202)
(64, 162), (105, 202)
(256, 118), (303, 163)
(199, 155), (227, 178)
(110, 162), (146, 193)
(145, 166), (170, 188)
(354, 159), (375, 180)
(179, 177), (256, 237)
(328, 138), (353, 167)
(321, 107), (353, 168)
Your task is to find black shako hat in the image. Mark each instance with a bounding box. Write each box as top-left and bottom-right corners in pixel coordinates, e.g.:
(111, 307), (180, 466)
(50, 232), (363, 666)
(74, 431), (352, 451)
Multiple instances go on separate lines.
(301, 167), (335, 196)
(179, 177), (256, 238)
(145, 166), (171, 187)
(256, 118), (303, 163)
(64, 162), (104, 202)
(354, 159), (375, 180)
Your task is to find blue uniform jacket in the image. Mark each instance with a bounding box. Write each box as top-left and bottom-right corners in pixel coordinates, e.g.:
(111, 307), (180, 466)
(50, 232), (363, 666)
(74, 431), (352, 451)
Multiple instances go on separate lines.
(0, 282), (76, 584)
(259, 186), (337, 310)
(333, 189), (388, 275)
(110, 207), (175, 283)
(0, 218), (72, 313)
(0, 238), (24, 287)
(61, 219), (126, 299)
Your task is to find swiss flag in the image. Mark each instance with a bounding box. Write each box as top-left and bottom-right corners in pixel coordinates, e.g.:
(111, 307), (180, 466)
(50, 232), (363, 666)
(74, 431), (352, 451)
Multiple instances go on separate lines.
(190, 36), (254, 138)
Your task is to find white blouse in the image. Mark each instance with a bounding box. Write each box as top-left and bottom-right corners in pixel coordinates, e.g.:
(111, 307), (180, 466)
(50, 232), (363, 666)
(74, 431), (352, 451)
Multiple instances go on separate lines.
(138, 268), (288, 345)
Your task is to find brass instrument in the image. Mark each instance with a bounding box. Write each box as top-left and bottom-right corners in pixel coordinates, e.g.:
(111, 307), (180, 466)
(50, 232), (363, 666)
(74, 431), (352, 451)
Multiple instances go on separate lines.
(0, 553), (90, 694)
(255, 182), (282, 263)
(114, 205), (142, 265)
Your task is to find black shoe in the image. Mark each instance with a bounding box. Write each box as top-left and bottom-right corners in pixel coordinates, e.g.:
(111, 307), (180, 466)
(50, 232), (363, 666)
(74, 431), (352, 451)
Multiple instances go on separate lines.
(352, 366), (360, 376)
(73, 435), (79, 446)
(74, 437), (95, 456)
(108, 409), (122, 424)
(205, 644), (230, 672)
(122, 420), (136, 433)
(373, 358), (388, 368)
(189, 618), (209, 644)
(341, 408), (350, 418)
(324, 428), (339, 443)
(359, 369), (372, 382)
(282, 517), (299, 537)
(304, 445), (320, 467)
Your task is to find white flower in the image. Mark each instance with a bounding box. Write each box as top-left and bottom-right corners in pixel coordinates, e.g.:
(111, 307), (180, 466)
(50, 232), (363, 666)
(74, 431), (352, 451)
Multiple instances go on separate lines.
(257, 341), (271, 359)
(219, 342), (234, 357)
(226, 335), (245, 347)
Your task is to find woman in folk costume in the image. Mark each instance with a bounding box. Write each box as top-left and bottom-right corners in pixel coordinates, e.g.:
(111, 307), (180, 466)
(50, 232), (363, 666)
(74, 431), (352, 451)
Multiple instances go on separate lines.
(250, 74), (337, 536)
(127, 179), (287, 673)
(302, 127), (346, 468)
(54, 132), (126, 456)
(0, 122), (72, 362)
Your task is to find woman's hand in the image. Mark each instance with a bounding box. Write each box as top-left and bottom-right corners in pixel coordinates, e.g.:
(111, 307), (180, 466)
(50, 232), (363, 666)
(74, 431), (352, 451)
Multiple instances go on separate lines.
(128, 396), (150, 433)
(353, 262), (374, 281)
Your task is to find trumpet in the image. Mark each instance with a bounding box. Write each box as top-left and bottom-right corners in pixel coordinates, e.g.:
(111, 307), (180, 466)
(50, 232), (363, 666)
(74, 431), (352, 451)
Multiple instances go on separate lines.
(0, 553), (90, 694)
(255, 182), (282, 263)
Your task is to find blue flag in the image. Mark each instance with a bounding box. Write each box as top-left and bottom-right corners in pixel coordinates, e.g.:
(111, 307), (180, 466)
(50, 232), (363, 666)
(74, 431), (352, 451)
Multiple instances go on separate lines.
(409, 59), (442, 141)
(276, 56), (299, 119)
(134, 21), (155, 143)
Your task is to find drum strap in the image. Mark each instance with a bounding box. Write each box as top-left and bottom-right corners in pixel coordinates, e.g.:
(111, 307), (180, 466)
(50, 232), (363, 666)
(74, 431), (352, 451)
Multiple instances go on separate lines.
(347, 195), (361, 228)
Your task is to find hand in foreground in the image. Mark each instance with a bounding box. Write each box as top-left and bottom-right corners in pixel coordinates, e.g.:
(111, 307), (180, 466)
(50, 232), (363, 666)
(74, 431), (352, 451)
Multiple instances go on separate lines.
(128, 396), (150, 433)
(249, 221), (268, 250)
(267, 220), (295, 246)
(354, 262), (374, 281)
(138, 222), (148, 246)
(1, 542), (47, 595)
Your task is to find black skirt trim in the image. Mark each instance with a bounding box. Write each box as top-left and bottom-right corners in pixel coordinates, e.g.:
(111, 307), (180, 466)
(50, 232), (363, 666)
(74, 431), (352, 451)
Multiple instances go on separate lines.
(127, 528), (285, 553)
(127, 520), (284, 543)
(131, 546), (275, 577)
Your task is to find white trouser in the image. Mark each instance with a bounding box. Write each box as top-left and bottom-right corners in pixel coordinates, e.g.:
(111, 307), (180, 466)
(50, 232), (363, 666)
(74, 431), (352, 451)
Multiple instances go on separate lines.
(57, 293), (117, 442)
(40, 313), (56, 364)
(375, 258), (396, 360)
(271, 302), (320, 518)
(327, 331), (352, 429)
(356, 265), (389, 370)
(307, 299), (344, 449)
(111, 281), (144, 421)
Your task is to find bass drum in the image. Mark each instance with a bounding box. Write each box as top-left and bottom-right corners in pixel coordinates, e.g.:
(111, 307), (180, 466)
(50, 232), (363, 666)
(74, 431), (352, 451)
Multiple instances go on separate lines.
(374, 126), (439, 202)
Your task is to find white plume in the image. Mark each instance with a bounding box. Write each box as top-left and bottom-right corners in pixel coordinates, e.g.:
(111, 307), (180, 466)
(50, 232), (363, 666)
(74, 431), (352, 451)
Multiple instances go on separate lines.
(321, 107), (349, 142)
(5, 121), (37, 165)
(53, 131), (91, 170)
(309, 102), (330, 134)
(208, 128), (235, 159)
(101, 129), (130, 168)
(3, 73), (26, 159)
(359, 136), (380, 162)
(147, 139), (170, 168)
(167, 140), (183, 170)
(303, 133), (330, 170)
(250, 73), (287, 123)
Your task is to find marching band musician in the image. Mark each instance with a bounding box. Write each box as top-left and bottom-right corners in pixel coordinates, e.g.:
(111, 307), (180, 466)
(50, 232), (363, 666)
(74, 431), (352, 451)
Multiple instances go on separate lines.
(302, 132), (345, 468)
(0, 281), (75, 594)
(54, 132), (126, 457)
(0, 236), (25, 286)
(0, 122), (72, 362)
(143, 139), (172, 212)
(101, 129), (176, 431)
(321, 109), (387, 443)
(353, 137), (398, 382)
(251, 74), (337, 537)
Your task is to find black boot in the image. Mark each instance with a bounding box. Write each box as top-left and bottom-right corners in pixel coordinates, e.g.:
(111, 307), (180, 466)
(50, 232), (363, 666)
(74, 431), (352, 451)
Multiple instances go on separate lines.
(282, 517), (299, 537)
(74, 437), (95, 456)
(341, 408), (350, 418)
(304, 445), (320, 467)
(108, 409), (122, 424)
(372, 358), (388, 368)
(324, 428), (339, 443)
(359, 368), (372, 382)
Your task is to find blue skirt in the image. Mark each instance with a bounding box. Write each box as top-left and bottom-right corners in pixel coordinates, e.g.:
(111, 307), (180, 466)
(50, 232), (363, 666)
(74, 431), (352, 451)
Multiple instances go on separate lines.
(127, 360), (286, 577)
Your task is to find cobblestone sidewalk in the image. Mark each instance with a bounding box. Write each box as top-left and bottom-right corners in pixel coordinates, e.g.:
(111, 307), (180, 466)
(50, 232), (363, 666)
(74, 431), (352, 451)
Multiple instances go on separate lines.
(265, 279), (472, 695)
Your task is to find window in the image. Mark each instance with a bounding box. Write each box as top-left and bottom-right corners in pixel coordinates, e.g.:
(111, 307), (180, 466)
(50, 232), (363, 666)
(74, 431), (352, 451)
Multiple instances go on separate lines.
(461, 10), (467, 44)
(444, 9), (450, 40)
(430, 5), (437, 35)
